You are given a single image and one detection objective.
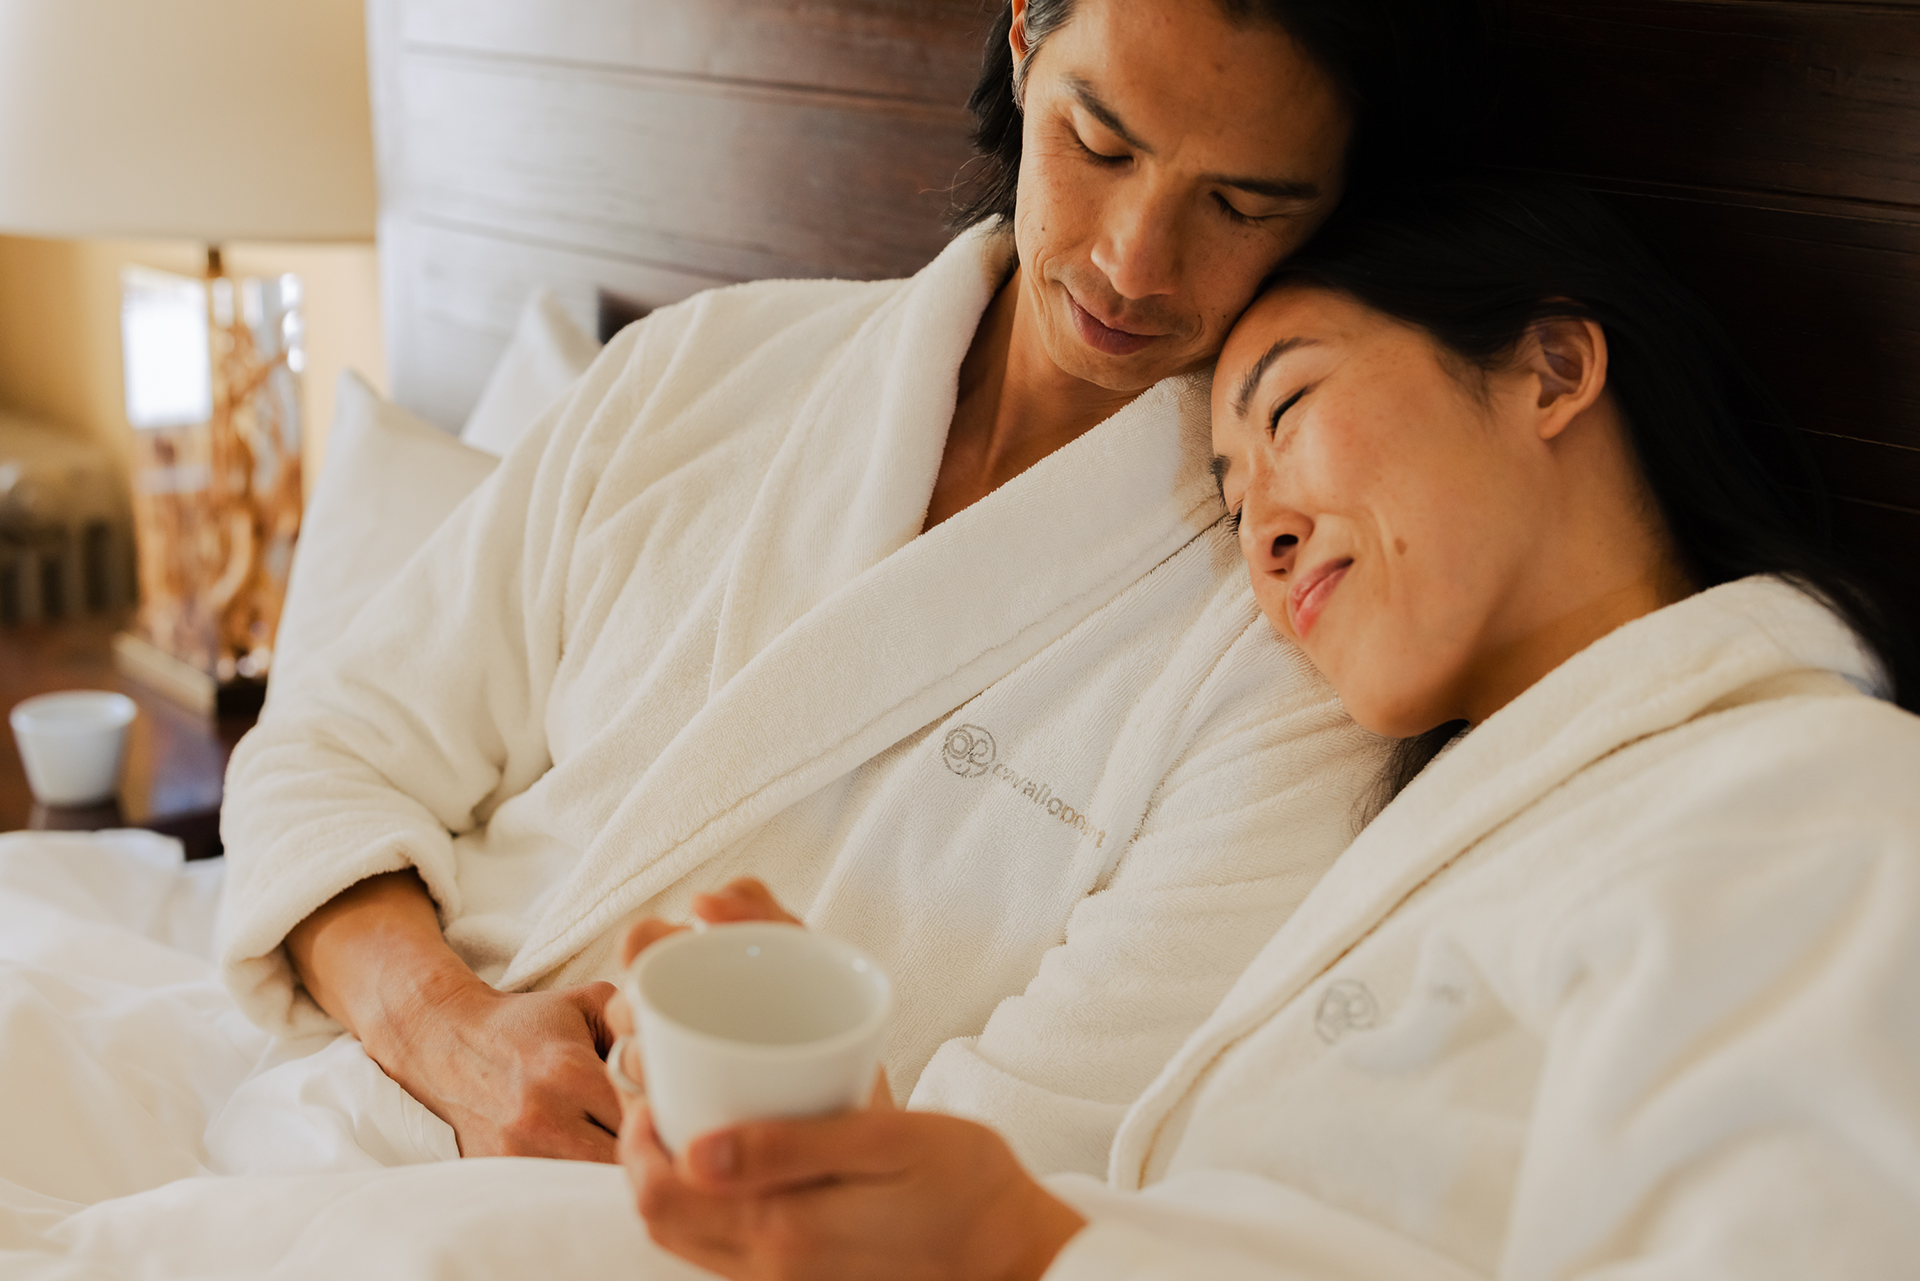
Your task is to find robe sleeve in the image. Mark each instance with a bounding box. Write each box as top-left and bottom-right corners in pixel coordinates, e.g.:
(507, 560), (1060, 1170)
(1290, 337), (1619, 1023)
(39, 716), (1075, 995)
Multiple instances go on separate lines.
(909, 626), (1385, 1178)
(216, 319), (663, 1039)
(1491, 818), (1920, 1278)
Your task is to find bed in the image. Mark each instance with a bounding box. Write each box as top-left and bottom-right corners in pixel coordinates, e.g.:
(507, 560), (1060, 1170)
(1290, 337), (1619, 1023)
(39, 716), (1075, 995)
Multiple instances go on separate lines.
(2, 1), (1916, 1276)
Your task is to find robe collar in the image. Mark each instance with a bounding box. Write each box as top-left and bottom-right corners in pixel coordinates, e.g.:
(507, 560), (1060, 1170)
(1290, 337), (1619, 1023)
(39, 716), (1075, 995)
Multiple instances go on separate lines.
(503, 227), (1224, 986)
(1109, 574), (1882, 1186)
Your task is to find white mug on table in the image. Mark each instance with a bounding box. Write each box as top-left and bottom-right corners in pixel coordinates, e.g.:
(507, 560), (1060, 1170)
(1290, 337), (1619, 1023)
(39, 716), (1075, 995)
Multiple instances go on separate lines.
(9, 689), (136, 808)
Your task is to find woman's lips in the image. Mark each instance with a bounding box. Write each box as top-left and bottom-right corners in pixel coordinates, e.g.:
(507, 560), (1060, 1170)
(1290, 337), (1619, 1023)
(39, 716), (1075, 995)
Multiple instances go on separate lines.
(1067, 294), (1157, 357)
(1288, 558), (1352, 639)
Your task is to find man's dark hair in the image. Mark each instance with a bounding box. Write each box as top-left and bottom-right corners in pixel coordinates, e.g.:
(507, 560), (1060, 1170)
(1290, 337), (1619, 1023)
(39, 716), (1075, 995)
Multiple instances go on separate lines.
(949, 0), (1488, 230)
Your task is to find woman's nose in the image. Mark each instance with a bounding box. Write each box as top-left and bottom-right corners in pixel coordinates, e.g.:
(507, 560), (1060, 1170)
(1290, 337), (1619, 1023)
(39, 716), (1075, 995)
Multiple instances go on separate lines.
(1240, 488), (1308, 577)
(1091, 185), (1182, 301)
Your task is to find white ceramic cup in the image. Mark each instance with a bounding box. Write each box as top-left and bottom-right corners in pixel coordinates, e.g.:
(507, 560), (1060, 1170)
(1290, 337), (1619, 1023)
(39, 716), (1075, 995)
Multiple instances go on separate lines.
(625, 921), (893, 1154)
(9, 690), (137, 808)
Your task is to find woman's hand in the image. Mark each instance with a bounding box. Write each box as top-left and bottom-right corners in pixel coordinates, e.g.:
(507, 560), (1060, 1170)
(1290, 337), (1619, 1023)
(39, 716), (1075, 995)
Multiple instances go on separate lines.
(604, 877), (809, 1096)
(617, 877), (806, 968)
(603, 877), (1080, 1278)
(617, 1101), (1086, 1281)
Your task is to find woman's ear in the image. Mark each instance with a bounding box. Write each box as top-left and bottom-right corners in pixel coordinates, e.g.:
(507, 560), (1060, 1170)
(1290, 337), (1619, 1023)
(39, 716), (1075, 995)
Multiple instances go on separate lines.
(1520, 317), (1609, 442)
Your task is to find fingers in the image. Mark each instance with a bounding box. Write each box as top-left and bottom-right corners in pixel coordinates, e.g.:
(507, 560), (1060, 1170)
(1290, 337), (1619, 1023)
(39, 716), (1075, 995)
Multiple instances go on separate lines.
(605, 1031), (649, 1135)
(572, 980), (621, 1049)
(692, 877), (802, 927)
(619, 918), (691, 967)
(580, 1056), (626, 1161)
(623, 1105), (758, 1276)
(680, 1106), (940, 1193)
(617, 881), (798, 972)
(619, 1099), (669, 1171)
(606, 988), (634, 1040)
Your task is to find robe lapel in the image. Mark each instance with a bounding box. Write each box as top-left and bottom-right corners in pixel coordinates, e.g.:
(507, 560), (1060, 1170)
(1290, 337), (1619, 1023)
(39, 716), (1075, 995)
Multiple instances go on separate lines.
(501, 277), (1224, 988)
(707, 225), (1011, 693)
(1109, 577), (1879, 1186)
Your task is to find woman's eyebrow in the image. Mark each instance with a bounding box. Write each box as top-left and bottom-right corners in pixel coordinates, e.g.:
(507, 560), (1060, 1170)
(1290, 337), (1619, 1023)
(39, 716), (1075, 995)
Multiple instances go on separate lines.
(1232, 337), (1320, 418)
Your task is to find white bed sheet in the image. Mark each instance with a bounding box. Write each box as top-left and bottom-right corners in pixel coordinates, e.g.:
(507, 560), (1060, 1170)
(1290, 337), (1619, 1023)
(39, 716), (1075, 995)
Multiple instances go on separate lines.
(0, 830), (711, 1279)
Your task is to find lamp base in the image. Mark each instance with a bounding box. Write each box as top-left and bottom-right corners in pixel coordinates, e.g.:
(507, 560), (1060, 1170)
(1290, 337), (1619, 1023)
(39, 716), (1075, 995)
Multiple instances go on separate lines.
(110, 629), (266, 717)
(124, 252), (303, 693)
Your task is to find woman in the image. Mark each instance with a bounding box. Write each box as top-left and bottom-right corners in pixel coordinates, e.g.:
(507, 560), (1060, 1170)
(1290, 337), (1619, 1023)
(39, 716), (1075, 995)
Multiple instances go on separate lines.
(609, 183), (1920, 1278)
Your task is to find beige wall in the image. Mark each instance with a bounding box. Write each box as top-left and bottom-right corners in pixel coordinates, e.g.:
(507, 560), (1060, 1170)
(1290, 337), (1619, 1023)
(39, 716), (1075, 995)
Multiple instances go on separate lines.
(0, 234), (385, 496)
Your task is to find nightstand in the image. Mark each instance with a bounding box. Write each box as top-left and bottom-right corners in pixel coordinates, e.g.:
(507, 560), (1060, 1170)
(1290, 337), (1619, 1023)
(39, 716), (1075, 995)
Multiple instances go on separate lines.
(1, 614), (256, 859)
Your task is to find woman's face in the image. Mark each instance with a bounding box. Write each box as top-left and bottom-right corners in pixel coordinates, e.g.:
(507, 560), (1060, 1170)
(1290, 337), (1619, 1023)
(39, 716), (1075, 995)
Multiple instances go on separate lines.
(1010, 0), (1352, 394)
(1211, 287), (1587, 738)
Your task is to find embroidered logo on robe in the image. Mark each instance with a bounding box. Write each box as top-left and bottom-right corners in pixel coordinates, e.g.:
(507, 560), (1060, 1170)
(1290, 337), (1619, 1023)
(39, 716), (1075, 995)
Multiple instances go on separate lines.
(942, 725), (996, 777)
(939, 723), (1108, 848)
(1314, 979), (1379, 1043)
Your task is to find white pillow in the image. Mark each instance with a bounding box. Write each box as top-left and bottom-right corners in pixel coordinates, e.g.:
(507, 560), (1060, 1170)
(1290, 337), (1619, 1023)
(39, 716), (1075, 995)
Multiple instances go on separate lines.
(271, 371), (498, 700)
(458, 287), (601, 458)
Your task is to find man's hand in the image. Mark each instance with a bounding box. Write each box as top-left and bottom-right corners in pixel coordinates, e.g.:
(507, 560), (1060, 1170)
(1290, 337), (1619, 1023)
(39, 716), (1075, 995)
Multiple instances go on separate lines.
(378, 974), (623, 1160)
(285, 870), (622, 1162)
(616, 1101), (1086, 1281)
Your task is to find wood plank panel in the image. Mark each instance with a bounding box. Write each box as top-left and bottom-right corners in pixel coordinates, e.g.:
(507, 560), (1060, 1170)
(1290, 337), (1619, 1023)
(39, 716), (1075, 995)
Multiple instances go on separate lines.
(1806, 433), (1920, 516)
(400, 0), (997, 106)
(383, 215), (733, 428)
(1834, 498), (1920, 644)
(393, 52), (977, 285)
(1494, 0), (1920, 207)
(1592, 188), (1920, 453)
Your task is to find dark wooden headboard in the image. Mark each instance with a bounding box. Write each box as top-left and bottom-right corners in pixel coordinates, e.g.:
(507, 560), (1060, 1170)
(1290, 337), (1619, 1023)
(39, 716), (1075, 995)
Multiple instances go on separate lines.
(367, 0), (997, 428)
(1488, 0), (1920, 635)
(368, 0), (1920, 633)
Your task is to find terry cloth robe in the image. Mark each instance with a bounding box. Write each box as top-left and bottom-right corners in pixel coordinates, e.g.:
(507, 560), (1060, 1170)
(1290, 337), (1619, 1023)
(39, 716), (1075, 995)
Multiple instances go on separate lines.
(1043, 576), (1920, 1279)
(218, 224), (1383, 1180)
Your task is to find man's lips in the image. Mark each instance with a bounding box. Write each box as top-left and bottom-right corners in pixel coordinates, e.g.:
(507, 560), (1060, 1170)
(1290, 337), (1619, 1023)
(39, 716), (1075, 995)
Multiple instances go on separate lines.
(1288, 558), (1352, 639)
(1067, 294), (1159, 357)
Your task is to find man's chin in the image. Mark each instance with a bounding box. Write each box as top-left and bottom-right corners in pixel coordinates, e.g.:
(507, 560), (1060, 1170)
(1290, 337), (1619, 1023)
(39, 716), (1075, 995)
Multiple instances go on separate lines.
(1045, 332), (1203, 395)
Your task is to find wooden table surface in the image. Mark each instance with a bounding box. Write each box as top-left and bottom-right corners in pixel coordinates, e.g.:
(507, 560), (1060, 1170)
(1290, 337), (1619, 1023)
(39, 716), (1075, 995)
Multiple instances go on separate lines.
(0, 614), (254, 859)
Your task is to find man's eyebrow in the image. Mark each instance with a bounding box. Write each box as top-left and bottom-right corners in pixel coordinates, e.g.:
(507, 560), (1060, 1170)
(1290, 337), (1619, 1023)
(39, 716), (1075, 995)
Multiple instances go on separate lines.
(1232, 337), (1320, 419)
(1210, 174), (1323, 204)
(1064, 78), (1320, 206)
(1066, 77), (1152, 153)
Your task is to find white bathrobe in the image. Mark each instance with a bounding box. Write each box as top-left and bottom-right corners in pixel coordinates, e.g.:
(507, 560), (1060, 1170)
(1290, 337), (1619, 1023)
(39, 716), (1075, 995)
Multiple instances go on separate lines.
(219, 224), (1382, 1178)
(1042, 576), (1920, 1278)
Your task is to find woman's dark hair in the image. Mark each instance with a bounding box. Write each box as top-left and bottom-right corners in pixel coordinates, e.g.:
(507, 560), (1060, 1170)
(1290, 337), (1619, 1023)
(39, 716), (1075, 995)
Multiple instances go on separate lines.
(949, 0), (1487, 230)
(1269, 182), (1918, 812)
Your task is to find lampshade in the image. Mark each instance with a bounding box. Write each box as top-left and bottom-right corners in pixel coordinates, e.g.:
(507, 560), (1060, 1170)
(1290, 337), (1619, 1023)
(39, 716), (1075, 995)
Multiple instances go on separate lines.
(0, 0), (376, 243)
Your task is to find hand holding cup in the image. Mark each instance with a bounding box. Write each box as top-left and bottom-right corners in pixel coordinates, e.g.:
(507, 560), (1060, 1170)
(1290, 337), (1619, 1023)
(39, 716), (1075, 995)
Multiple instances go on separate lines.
(604, 879), (893, 1154)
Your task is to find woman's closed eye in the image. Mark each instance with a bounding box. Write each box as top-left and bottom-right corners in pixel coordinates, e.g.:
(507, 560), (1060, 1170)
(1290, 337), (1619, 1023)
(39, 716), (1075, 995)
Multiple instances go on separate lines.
(1268, 386), (1309, 438)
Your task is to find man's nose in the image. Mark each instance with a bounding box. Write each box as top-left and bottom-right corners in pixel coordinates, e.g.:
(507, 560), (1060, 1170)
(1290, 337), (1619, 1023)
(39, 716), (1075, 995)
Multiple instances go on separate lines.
(1091, 183), (1183, 302)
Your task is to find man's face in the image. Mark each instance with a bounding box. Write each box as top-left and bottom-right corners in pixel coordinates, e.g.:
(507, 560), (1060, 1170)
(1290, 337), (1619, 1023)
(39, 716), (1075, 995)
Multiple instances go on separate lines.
(1009, 0), (1351, 392)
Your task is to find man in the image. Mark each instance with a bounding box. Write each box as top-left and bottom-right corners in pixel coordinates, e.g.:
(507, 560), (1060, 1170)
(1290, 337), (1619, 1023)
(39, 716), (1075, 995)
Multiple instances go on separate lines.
(220, 0), (1473, 1177)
